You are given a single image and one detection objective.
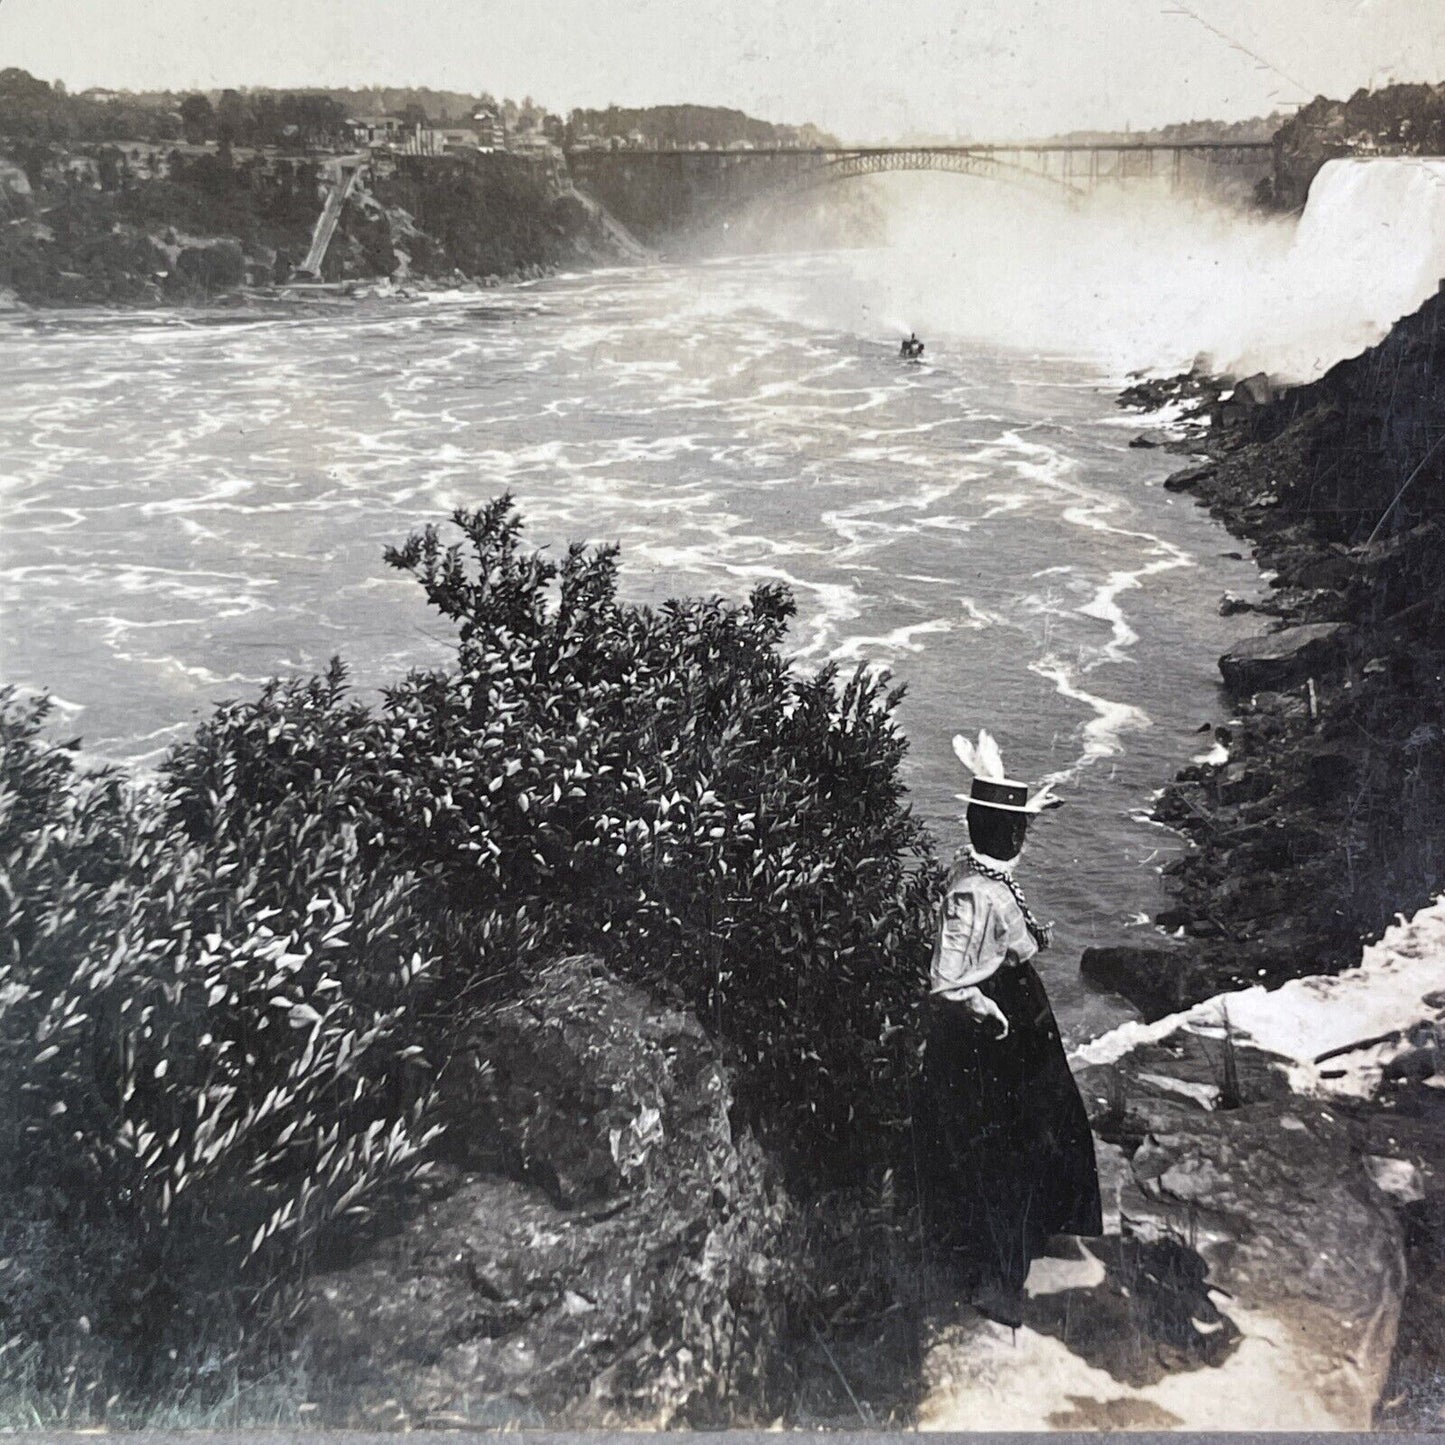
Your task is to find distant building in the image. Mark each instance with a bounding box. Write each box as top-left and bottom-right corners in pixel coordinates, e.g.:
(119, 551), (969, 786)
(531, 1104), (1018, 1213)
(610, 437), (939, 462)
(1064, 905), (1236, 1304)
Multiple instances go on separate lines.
(470, 108), (507, 151)
(349, 115), (406, 147)
(510, 129), (560, 160)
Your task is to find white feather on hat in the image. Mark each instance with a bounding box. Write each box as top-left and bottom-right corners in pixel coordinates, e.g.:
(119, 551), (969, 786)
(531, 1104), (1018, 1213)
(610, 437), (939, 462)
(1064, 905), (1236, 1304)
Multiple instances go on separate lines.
(951, 730), (1063, 813)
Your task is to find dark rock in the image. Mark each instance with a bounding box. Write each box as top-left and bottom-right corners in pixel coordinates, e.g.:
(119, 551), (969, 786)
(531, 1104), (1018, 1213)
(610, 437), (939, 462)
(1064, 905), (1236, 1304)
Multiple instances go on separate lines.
(302, 955), (789, 1427)
(1215, 763), (1273, 805)
(1129, 434), (1160, 449)
(1163, 462), (1217, 493)
(1219, 622), (1354, 697)
(1249, 689), (1312, 720)
(1080, 944), (1214, 1022)
(1285, 554), (1356, 592)
(1232, 372), (1274, 406)
(439, 954), (715, 1206)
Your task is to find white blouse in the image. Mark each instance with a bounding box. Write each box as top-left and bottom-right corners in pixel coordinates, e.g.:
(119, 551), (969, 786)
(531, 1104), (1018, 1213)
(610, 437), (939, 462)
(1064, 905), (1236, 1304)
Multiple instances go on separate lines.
(929, 858), (1039, 1002)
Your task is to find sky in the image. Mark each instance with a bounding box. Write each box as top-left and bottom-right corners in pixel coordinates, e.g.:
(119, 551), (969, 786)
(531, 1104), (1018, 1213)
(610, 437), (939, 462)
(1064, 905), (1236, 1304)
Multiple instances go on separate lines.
(3, 0), (1443, 141)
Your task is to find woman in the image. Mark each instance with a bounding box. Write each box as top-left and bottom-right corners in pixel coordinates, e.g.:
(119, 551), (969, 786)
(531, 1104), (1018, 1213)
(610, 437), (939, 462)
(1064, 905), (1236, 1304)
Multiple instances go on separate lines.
(921, 732), (1102, 1327)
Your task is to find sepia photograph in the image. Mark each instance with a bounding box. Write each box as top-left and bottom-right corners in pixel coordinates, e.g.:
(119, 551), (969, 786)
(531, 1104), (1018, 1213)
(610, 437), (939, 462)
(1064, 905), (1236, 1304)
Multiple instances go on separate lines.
(1, 0), (1444, 1431)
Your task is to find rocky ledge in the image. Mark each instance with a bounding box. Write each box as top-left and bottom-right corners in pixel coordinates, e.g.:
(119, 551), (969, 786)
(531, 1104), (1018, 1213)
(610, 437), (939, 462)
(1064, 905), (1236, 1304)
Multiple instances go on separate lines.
(297, 954), (789, 1428)
(920, 901), (1445, 1430)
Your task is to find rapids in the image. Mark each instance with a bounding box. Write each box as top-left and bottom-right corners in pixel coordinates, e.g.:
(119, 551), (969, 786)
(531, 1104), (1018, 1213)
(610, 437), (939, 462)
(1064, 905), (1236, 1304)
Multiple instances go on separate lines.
(0, 252), (1264, 1037)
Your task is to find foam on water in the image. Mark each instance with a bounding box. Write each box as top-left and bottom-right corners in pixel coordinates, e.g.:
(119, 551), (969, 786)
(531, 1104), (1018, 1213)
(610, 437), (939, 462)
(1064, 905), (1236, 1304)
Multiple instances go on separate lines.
(0, 252), (1264, 1036)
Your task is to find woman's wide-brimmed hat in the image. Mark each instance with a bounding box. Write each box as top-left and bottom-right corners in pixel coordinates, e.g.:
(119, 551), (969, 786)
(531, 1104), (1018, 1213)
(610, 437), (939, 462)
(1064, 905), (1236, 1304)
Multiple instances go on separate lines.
(952, 731), (1063, 815)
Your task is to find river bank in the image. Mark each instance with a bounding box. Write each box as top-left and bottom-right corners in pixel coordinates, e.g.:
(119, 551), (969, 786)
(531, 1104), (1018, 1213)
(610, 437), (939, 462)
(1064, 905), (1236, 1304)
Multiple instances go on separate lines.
(916, 293), (1445, 1428)
(995, 288), (1445, 1430)
(1094, 286), (1445, 1017)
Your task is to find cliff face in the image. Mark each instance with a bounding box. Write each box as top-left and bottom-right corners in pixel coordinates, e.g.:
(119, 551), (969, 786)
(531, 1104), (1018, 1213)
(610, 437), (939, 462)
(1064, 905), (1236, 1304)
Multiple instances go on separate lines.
(0, 149), (631, 305)
(1095, 289), (1445, 1014)
(1269, 82), (1445, 210)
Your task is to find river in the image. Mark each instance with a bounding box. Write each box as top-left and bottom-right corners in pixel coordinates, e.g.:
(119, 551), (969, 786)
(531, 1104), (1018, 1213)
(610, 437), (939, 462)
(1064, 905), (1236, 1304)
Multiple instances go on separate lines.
(0, 250), (1263, 1039)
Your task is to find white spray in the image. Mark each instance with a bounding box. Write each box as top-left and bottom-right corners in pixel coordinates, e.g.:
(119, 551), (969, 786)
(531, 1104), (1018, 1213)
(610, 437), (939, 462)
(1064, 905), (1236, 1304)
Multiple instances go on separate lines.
(781, 158), (1445, 382)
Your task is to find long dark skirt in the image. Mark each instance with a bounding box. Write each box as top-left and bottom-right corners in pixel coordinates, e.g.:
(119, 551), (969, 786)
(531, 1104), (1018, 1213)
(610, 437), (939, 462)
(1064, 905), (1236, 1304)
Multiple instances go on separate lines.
(920, 959), (1103, 1294)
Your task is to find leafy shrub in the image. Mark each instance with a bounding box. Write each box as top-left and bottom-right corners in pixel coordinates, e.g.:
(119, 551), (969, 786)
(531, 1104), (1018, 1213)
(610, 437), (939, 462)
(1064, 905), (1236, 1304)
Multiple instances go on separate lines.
(0, 687), (445, 1401)
(368, 497), (939, 1169)
(0, 497), (938, 1410)
(167, 498), (938, 1170)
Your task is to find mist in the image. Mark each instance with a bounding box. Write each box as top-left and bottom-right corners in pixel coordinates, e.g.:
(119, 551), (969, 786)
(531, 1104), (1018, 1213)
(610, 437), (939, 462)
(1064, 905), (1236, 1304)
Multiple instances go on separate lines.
(759, 159), (1445, 384)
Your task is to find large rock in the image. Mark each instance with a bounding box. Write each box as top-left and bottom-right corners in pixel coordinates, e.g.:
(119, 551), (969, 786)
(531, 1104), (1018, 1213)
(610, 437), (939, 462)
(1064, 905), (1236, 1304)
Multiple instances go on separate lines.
(1122, 1080), (1405, 1427)
(1080, 944), (1215, 1022)
(920, 1030), (1406, 1429)
(1219, 622), (1353, 697)
(1163, 462), (1217, 493)
(437, 953), (716, 1205)
(300, 956), (789, 1427)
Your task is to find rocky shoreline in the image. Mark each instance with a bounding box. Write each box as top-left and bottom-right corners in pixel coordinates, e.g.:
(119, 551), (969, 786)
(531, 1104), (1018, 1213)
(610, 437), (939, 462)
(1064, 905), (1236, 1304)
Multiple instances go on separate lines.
(1004, 292), (1445, 1430)
(1087, 292), (1445, 1020)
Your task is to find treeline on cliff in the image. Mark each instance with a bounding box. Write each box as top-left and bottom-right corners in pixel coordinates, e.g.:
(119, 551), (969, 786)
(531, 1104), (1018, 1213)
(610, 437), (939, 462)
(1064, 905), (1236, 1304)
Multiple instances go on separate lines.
(565, 103), (835, 149)
(1268, 80), (1445, 209)
(0, 69), (354, 151)
(0, 497), (937, 1418)
(0, 143), (608, 304)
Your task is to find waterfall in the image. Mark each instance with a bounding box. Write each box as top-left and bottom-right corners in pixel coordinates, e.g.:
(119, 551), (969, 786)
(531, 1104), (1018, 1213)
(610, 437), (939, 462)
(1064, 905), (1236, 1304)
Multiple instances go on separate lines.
(1230, 157), (1445, 379)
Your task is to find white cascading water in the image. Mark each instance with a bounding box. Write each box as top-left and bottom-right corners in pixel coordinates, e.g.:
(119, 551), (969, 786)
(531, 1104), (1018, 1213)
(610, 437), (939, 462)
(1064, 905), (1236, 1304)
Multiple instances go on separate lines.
(817, 156), (1445, 383)
(1224, 156), (1445, 379)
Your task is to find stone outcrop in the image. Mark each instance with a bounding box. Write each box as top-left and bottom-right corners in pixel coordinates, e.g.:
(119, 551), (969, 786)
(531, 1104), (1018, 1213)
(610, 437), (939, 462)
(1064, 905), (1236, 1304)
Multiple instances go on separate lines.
(1079, 944), (1216, 1022)
(1218, 621), (1353, 697)
(919, 916), (1445, 1430)
(299, 955), (789, 1428)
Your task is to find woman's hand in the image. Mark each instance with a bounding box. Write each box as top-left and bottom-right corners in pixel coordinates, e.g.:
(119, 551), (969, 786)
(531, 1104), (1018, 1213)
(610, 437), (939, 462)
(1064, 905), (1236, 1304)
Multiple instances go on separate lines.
(961, 990), (1009, 1039)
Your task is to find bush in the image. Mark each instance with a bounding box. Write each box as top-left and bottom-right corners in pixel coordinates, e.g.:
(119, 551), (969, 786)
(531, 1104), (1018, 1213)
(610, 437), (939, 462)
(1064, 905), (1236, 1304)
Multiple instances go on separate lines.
(169, 498), (938, 1169)
(0, 499), (938, 1409)
(0, 686), (446, 1406)
(369, 498), (939, 1168)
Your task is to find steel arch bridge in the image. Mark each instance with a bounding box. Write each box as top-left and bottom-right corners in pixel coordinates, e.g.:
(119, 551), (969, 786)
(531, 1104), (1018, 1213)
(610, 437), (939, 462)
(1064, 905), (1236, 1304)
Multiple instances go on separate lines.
(562, 141), (1274, 236)
(758, 146), (1089, 204)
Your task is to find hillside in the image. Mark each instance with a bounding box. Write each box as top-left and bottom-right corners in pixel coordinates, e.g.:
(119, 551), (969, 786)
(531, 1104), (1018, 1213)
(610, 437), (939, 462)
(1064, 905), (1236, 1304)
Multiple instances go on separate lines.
(1269, 80), (1445, 209)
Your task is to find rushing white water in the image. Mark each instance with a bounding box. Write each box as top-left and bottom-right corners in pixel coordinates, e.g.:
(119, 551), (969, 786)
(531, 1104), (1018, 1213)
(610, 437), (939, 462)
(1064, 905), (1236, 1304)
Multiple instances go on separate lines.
(1230, 157), (1445, 378)
(844, 157), (1445, 383)
(0, 252), (1264, 1037)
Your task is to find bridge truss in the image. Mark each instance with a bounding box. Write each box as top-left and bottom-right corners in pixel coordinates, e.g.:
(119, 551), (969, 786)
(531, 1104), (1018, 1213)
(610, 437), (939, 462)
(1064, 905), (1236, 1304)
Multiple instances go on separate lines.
(766, 147), (1090, 204)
